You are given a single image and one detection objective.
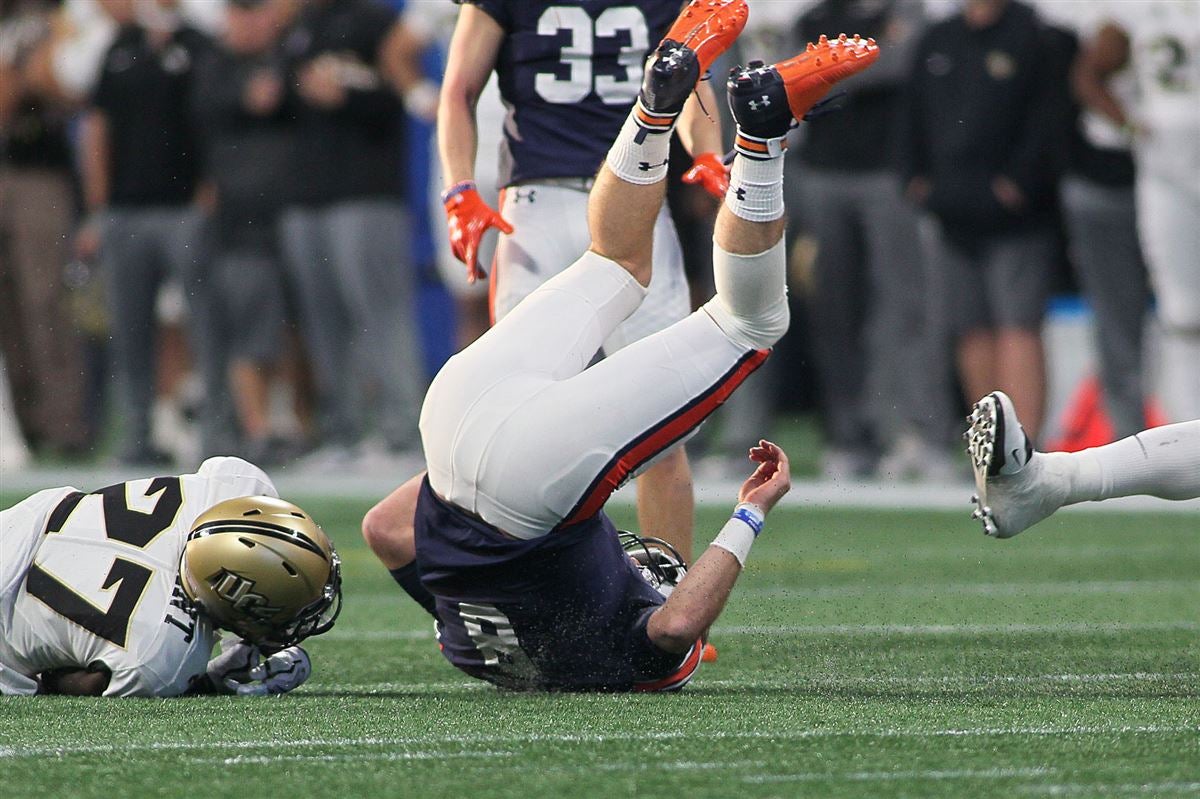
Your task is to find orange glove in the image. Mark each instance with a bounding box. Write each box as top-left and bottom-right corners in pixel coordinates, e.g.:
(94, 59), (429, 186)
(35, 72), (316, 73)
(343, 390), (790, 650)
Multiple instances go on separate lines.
(682, 152), (730, 200)
(442, 181), (514, 282)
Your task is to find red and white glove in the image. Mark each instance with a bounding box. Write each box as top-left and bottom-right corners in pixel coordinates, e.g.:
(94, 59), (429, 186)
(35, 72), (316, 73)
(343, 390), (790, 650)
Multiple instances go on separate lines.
(682, 152), (730, 200)
(442, 181), (514, 283)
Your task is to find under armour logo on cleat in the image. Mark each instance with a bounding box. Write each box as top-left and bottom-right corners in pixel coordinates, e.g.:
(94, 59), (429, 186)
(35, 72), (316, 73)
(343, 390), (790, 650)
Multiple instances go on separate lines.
(748, 95), (771, 111)
(638, 158), (669, 172)
(734, 186), (747, 200)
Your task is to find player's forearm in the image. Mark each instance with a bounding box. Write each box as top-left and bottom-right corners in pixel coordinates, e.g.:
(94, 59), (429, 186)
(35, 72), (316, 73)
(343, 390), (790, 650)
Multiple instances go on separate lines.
(437, 4), (503, 188)
(646, 544), (742, 652)
(677, 80), (722, 156)
(437, 88), (480, 187)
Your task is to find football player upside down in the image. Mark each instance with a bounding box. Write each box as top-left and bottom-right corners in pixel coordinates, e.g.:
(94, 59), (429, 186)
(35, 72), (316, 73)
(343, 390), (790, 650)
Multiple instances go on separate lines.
(362, 0), (880, 691)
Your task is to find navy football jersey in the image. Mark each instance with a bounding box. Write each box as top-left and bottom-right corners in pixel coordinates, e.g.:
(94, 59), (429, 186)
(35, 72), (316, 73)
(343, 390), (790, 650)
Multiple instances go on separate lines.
(458, 0), (682, 186)
(413, 478), (691, 691)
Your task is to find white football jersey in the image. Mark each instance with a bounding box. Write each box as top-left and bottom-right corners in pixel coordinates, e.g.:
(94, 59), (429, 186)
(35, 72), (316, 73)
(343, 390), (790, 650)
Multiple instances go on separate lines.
(1103, 0), (1200, 183)
(0, 457), (277, 696)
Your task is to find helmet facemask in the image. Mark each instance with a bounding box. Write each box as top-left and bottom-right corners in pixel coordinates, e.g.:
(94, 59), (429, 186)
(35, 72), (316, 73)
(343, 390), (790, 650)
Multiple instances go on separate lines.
(620, 531), (689, 597)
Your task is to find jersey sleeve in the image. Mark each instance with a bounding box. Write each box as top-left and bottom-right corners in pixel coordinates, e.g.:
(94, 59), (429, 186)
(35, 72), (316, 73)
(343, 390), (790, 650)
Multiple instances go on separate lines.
(628, 606), (703, 691)
(454, 0), (511, 31)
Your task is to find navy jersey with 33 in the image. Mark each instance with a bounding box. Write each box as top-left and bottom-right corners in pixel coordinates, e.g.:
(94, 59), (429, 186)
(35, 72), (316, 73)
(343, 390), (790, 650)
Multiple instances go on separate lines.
(456, 0), (682, 186)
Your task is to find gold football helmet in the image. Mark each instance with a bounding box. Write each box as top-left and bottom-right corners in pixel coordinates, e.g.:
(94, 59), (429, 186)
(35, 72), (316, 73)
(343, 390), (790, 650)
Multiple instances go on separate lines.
(180, 496), (342, 648)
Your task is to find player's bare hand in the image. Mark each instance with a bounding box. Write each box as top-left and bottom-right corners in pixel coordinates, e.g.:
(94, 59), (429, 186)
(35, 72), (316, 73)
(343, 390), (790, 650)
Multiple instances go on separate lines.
(682, 152), (729, 200)
(738, 439), (791, 514)
(443, 185), (514, 283)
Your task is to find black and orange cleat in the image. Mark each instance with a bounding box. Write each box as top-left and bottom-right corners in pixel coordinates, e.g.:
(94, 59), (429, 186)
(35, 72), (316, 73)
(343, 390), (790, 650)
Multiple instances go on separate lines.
(728, 33), (880, 139)
(640, 0), (749, 116)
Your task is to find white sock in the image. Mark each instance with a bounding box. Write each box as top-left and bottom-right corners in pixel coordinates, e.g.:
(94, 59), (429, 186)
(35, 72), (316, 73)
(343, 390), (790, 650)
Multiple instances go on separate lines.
(604, 100), (677, 185)
(725, 132), (786, 222)
(1050, 420), (1200, 504)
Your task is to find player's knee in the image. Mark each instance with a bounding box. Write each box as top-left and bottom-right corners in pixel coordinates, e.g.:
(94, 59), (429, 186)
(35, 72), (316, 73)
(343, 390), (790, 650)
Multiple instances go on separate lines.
(704, 295), (790, 351)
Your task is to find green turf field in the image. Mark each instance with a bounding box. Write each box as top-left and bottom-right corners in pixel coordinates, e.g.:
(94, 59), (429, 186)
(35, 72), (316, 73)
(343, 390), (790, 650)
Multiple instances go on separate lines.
(2, 497), (1197, 798)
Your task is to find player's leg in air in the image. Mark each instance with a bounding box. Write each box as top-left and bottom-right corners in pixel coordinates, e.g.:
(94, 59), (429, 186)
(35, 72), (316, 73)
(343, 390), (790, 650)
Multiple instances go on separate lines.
(966, 390), (1200, 538)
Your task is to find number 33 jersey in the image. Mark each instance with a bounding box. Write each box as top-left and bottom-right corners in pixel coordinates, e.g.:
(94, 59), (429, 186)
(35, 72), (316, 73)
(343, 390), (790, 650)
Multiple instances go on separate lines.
(459, 0), (681, 186)
(0, 457), (277, 696)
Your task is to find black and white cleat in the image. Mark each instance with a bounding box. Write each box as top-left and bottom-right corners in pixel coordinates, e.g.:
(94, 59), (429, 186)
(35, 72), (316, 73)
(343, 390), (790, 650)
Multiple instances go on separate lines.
(964, 391), (1033, 537)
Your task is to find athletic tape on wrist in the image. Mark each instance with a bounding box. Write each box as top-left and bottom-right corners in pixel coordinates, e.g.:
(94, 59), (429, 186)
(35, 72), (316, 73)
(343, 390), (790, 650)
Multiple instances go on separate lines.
(441, 180), (477, 206)
(711, 504), (766, 567)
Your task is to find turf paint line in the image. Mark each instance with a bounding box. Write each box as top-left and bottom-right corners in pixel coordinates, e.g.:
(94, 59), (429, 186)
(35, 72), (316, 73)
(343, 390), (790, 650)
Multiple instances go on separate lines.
(321, 629), (435, 641)
(739, 579), (1198, 599)
(1020, 782), (1200, 796)
(712, 621), (1200, 636)
(694, 672), (1199, 690)
(323, 620), (1200, 642)
(196, 750), (515, 766)
(900, 542), (1191, 560)
(318, 672), (1199, 694)
(744, 766), (1056, 783)
(3, 724), (1195, 760)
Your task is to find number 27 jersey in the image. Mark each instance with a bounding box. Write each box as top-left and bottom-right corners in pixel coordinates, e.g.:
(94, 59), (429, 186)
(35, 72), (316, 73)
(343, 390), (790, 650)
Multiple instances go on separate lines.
(461, 0), (681, 186)
(0, 457), (277, 696)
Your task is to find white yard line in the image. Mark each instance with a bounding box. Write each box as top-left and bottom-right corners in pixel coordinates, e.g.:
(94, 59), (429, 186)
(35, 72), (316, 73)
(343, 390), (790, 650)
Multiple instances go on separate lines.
(315, 672), (1198, 694)
(713, 620), (1200, 636)
(324, 620), (1200, 642)
(3, 725), (1194, 760)
(4, 467), (1200, 512)
(1021, 782), (1200, 796)
(194, 750), (515, 766)
(738, 579), (1198, 599)
(745, 766), (1056, 783)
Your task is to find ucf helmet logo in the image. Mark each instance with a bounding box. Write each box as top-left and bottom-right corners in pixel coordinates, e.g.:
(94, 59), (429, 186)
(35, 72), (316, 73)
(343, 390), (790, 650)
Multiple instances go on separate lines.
(208, 569), (282, 621)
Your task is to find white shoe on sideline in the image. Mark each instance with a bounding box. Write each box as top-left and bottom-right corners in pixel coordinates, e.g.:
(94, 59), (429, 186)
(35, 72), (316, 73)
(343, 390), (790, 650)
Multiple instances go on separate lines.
(965, 391), (1067, 538)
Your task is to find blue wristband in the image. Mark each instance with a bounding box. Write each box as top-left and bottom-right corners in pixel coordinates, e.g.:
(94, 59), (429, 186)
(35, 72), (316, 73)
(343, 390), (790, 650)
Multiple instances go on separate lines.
(731, 507), (764, 537)
(440, 180), (477, 205)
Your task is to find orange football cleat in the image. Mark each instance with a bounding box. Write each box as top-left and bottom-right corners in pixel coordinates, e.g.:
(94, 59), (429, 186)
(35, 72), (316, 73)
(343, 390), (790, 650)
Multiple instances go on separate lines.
(642, 0), (749, 115)
(661, 0), (750, 78)
(774, 33), (880, 120)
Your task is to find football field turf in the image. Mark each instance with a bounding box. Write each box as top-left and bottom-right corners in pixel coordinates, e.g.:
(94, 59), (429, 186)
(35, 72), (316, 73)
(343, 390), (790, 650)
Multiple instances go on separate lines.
(2, 498), (1197, 798)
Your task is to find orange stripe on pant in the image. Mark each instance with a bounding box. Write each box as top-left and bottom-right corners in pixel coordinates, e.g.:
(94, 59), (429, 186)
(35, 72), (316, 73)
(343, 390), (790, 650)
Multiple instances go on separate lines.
(487, 187), (507, 327)
(561, 347), (770, 527)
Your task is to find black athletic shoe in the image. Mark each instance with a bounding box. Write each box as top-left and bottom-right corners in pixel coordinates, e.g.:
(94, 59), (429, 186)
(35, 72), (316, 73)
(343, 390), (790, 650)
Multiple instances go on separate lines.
(726, 61), (794, 139)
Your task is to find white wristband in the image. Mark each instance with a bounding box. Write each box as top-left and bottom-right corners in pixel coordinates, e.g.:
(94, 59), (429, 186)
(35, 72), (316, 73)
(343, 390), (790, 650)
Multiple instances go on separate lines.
(711, 503), (765, 567)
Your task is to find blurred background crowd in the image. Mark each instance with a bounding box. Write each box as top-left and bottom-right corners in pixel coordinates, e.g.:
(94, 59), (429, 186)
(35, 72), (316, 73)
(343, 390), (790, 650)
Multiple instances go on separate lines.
(1, 0), (1196, 481)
